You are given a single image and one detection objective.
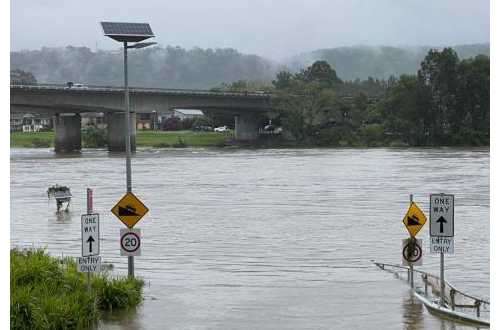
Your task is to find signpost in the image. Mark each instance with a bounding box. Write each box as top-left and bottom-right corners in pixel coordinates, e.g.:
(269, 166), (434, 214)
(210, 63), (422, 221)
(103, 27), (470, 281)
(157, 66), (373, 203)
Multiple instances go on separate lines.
(111, 192), (149, 228)
(112, 192), (148, 278)
(430, 193), (455, 307)
(120, 228), (141, 256)
(81, 214), (99, 256)
(402, 195), (426, 288)
(402, 238), (423, 266)
(430, 194), (454, 237)
(77, 256), (102, 273)
(78, 189), (100, 293)
(403, 201), (427, 238)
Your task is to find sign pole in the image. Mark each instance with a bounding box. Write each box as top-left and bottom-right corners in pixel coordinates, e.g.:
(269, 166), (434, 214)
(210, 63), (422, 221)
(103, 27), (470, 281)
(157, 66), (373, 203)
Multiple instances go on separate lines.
(409, 194), (414, 289)
(86, 188), (92, 292)
(440, 252), (445, 305)
(123, 41), (135, 279)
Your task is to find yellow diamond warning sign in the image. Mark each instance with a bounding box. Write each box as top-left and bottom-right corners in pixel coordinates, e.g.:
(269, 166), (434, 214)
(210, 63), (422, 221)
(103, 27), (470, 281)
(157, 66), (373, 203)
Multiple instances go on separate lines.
(111, 192), (149, 228)
(402, 202), (427, 237)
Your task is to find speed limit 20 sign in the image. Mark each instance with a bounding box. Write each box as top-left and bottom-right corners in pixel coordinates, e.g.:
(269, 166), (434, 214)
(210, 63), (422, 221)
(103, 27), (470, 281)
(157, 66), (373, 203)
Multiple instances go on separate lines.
(120, 228), (141, 256)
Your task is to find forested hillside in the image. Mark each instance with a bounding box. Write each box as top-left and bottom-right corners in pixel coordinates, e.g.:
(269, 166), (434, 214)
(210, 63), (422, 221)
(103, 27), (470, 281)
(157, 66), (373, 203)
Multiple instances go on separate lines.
(286, 44), (490, 81)
(11, 44), (489, 88)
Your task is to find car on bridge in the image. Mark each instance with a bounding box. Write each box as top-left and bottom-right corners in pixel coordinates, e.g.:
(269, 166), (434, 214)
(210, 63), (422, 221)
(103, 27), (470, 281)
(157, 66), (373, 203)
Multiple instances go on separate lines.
(214, 126), (228, 132)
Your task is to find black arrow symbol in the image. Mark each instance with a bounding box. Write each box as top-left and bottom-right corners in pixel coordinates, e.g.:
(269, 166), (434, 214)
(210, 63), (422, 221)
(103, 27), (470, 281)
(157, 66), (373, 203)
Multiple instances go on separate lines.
(87, 236), (95, 253)
(436, 216), (447, 233)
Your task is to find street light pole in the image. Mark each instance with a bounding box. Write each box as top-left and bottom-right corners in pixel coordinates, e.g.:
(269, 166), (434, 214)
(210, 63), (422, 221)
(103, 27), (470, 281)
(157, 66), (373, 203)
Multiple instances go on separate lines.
(123, 41), (135, 278)
(101, 21), (155, 280)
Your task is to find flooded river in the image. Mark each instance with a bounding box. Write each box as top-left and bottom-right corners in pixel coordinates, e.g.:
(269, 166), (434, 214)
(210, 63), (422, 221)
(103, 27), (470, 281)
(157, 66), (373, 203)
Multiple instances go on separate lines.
(10, 147), (489, 329)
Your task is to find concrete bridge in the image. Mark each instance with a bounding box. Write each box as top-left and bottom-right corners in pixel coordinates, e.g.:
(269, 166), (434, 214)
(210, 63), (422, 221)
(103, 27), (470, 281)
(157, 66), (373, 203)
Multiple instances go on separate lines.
(10, 84), (272, 152)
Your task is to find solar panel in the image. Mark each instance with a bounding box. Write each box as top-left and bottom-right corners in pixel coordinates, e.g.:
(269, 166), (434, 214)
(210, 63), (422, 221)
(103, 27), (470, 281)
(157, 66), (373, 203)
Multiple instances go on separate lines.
(101, 22), (154, 42)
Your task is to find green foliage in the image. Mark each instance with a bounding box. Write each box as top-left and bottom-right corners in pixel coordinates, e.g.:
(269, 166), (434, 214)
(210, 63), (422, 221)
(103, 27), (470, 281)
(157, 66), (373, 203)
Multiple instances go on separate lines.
(11, 69), (37, 85)
(81, 126), (107, 148)
(172, 137), (187, 148)
(11, 249), (144, 330)
(359, 124), (385, 146)
(11, 132), (54, 148)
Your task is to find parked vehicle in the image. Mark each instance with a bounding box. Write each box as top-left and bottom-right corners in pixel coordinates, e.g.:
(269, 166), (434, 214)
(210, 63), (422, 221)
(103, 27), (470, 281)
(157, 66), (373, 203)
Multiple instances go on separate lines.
(66, 82), (88, 89)
(214, 126), (228, 132)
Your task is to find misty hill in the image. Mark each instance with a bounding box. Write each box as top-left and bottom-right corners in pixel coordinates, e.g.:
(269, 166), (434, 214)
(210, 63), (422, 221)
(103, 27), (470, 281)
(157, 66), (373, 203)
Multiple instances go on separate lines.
(10, 46), (276, 89)
(10, 44), (489, 88)
(285, 44), (490, 81)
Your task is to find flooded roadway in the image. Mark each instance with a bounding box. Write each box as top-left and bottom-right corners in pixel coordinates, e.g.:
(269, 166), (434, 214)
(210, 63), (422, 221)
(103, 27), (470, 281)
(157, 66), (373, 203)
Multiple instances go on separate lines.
(10, 147), (489, 329)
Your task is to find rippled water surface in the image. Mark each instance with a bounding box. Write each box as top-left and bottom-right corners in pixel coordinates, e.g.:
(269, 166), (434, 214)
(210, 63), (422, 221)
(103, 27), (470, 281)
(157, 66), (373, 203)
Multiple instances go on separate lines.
(10, 147), (489, 329)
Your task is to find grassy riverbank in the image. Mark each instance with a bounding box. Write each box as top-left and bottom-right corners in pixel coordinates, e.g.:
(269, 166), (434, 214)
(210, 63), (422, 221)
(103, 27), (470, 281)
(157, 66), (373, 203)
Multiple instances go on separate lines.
(11, 249), (144, 329)
(10, 131), (232, 148)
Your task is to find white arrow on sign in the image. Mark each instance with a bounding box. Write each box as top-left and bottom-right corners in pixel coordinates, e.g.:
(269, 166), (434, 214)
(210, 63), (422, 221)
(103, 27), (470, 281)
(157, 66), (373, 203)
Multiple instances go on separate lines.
(429, 194), (454, 237)
(82, 214), (100, 257)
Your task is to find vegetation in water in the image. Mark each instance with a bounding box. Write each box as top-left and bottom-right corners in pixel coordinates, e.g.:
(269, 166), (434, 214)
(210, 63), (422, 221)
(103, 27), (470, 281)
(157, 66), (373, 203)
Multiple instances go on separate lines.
(10, 249), (144, 330)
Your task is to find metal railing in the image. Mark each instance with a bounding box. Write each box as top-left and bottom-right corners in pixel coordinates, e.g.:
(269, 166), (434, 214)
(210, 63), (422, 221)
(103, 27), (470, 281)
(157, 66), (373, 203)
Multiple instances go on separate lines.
(10, 83), (273, 98)
(374, 261), (489, 319)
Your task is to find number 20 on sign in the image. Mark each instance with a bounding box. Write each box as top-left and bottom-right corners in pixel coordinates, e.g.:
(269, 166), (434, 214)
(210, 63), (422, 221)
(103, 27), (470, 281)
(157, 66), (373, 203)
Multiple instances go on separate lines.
(120, 228), (141, 256)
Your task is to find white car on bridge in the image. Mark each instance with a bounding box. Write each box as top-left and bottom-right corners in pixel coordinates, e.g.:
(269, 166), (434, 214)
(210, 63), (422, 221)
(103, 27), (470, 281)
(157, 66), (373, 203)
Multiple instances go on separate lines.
(214, 126), (228, 132)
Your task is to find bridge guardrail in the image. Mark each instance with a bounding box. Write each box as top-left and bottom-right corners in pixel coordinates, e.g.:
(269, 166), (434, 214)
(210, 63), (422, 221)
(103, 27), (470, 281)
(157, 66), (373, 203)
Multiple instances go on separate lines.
(10, 83), (272, 98)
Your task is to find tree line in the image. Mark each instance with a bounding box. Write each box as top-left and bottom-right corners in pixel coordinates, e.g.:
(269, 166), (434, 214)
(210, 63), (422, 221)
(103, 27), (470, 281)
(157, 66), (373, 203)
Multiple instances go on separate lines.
(268, 48), (489, 146)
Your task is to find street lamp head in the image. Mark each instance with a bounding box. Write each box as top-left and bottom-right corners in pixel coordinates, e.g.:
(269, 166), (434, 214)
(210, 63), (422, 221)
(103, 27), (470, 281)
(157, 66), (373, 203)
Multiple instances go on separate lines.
(100, 22), (154, 43)
(128, 42), (157, 49)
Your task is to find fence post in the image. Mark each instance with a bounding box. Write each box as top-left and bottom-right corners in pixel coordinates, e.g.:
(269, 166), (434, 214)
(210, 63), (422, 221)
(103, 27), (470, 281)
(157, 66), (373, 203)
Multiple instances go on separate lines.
(475, 300), (481, 317)
(450, 289), (455, 310)
(423, 274), (428, 296)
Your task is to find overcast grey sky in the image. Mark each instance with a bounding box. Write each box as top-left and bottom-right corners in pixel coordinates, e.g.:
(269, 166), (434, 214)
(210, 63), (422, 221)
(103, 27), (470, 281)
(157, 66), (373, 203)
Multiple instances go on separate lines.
(11, 0), (489, 60)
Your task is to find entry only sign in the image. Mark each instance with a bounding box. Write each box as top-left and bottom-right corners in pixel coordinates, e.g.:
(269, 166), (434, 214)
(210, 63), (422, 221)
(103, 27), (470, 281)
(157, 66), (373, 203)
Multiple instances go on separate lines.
(77, 256), (101, 273)
(430, 236), (454, 254)
(81, 214), (99, 257)
(430, 194), (454, 237)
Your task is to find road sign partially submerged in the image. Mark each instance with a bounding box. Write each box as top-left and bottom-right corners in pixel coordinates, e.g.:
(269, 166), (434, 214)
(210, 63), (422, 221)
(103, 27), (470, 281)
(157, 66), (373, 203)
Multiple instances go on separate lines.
(120, 228), (141, 256)
(403, 202), (427, 237)
(81, 214), (99, 257)
(77, 256), (101, 273)
(430, 194), (454, 237)
(402, 238), (423, 266)
(111, 192), (149, 228)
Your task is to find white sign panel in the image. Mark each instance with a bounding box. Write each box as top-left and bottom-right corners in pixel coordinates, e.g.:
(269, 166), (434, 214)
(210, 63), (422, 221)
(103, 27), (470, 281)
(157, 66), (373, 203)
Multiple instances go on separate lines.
(82, 214), (100, 256)
(402, 238), (423, 266)
(120, 228), (141, 256)
(430, 236), (454, 254)
(430, 194), (454, 237)
(77, 256), (101, 273)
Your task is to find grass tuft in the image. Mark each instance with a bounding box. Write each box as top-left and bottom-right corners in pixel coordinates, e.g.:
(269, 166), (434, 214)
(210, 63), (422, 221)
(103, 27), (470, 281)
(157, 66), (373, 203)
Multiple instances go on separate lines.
(11, 249), (144, 330)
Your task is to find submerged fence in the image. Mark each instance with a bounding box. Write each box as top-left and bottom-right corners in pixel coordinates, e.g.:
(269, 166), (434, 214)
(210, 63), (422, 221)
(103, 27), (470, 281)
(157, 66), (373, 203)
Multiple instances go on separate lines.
(374, 261), (490, 320)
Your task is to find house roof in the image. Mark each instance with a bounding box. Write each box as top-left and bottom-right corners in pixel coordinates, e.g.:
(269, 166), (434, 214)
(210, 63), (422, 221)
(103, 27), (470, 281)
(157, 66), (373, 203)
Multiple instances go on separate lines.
(174, 109), (203, 116)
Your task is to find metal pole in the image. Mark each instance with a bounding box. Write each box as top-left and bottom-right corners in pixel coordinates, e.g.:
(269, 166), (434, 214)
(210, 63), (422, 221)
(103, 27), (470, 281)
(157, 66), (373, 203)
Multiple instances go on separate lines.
(124, 42), (134, 278)
(409, 194), (414, 289)
(86, 188), (92, 292)
(440, 252), (445, 306)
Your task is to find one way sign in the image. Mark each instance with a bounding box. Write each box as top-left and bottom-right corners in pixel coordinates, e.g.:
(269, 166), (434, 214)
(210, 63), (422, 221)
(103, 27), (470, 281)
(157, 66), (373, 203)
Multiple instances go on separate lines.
(430, 194), (454, 237)
(82, 214), (100, 256)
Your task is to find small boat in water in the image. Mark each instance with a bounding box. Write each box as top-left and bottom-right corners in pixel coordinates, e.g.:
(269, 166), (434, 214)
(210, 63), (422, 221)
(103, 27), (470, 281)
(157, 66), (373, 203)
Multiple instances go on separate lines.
(47, 185), (72, 212)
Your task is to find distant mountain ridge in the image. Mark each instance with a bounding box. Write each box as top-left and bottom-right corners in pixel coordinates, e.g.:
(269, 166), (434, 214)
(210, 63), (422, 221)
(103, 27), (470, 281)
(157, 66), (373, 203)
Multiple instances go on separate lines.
(10, 43), (489, 88)
(285, 43), (490, 81)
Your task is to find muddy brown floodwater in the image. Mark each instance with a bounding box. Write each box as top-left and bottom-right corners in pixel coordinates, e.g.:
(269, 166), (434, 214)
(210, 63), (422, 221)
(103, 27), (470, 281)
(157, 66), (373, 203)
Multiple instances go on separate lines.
(11, 147), (489, 329)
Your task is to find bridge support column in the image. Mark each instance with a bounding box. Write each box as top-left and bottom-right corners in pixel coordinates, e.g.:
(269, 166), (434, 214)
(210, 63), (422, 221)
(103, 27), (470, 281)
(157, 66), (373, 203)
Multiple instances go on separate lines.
(107, 112), (136, 152)
(53, 113), (81, 153)
(234, 114), (259, 140)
